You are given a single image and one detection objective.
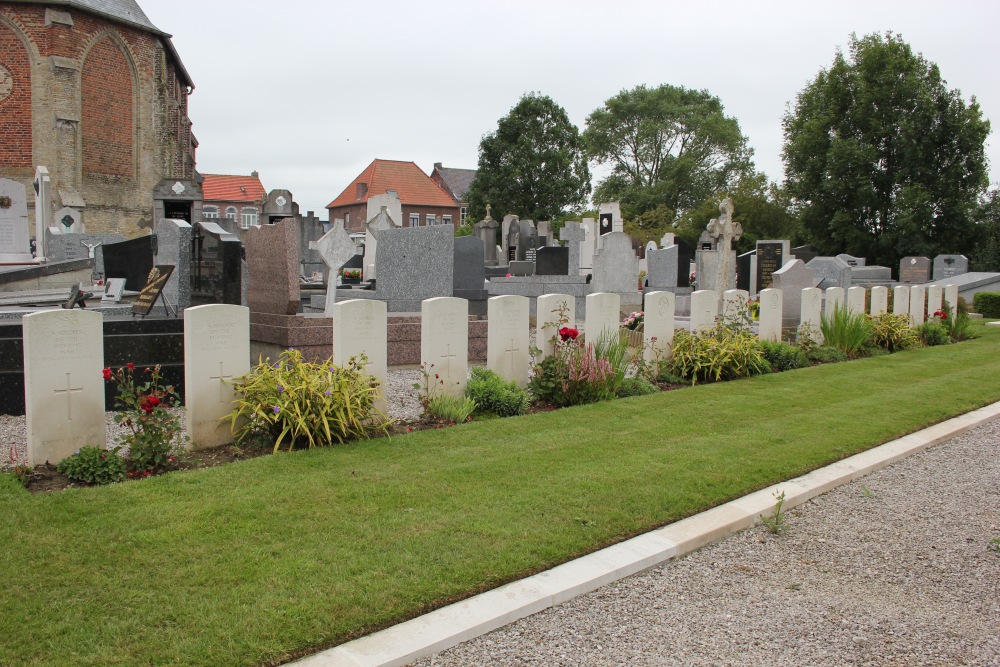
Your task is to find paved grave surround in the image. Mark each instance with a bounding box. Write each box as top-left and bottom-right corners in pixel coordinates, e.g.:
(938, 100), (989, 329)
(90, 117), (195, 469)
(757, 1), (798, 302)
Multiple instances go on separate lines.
(800, 287), (822, 341)
(757, 288), (782, 342)
(722, 289), (749, 321)
(824, 287), (845, 318)
(184, 305), (251, 449)
(893, 285), (910, 318)
(643, 291), (675, 361)
(246, 218), (300, 315)
(870, 286), (888, 316)
(585, 293), (621, 344)
(909, 285), (926, 327)
(926, 285), (943, 317)
(421, 298), (470, 398)
(333, 299), (389, 412)
(846, 286), (866, 315)
(23, 309), (107, 465)
(0, 177), (33, 261)
(690, 290), (719, 333)
(536, 293), (575, 359)
(487, 295), (530, 388)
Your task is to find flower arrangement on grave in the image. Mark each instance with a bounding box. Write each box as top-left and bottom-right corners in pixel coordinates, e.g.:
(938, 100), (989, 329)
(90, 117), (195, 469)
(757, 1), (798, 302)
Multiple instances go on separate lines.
(689, 272), (697, 290)
(932, 309), (948, 320)
(104, 364), (186, 474)
(621, 311), (644, 331)
(748, 296), (761, 321)
(339, 268), (362, 280)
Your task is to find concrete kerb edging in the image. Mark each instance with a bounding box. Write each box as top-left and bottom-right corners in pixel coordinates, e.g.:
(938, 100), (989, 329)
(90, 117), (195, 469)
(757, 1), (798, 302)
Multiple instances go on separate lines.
(289, 400), (1000, 667)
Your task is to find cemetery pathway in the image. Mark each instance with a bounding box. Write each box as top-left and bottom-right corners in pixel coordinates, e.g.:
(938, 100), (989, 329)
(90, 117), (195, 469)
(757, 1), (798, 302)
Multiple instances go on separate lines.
(411, 419), (1000, 667)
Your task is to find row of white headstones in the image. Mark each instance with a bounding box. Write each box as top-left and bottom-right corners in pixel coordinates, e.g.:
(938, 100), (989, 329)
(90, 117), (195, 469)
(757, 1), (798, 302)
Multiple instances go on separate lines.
(23, 283), (958, 466)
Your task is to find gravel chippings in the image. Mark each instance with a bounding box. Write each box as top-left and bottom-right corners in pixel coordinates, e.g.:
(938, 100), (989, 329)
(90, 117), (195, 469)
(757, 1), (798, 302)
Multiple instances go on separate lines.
(412, 419), (1000, 667)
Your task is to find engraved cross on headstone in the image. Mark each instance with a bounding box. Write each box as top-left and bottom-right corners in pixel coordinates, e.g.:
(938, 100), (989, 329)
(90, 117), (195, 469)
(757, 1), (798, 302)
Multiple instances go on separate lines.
(706, 198), (742, 292)
(209, 362), (234, 404)
(504, 338), (519, 373)
(440, 343), (457, 383)
(53, 372), (84, 421)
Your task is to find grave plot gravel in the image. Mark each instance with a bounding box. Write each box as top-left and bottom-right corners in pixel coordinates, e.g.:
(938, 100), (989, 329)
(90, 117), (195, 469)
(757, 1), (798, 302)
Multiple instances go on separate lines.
(412, 418), (1000, 667)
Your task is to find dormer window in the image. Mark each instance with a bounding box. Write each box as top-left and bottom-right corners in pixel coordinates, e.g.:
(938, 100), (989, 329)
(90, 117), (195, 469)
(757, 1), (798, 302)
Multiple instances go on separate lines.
(356, 182), (368, 200)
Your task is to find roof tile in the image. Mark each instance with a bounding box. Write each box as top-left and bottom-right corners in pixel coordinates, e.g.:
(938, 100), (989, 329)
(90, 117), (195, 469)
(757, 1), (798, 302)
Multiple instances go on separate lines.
(327, 160), (457, 209)
(202, 173), (266, 203)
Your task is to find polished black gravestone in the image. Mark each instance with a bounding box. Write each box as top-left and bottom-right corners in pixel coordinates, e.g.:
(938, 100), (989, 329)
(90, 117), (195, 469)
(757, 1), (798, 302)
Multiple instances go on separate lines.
(102, 236), (154, 291)
(0, 316), (184, 415)
(674, 237), (693, 287)
(792, 244), (820, 265)
(535, 246), (569, 276)
(190, 222), (242, 306)
(756, 242), (785, 291)
(453, 236), (487, 301)
(737, 251), (754, 292)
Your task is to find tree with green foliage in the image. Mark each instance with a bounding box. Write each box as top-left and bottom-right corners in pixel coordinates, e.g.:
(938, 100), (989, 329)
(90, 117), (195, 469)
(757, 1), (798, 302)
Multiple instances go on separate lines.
(782, 32), (990, 270)
(970, 189), (1000, 271)
(466, 93), (591, 221)
(583, 84), (753, 228)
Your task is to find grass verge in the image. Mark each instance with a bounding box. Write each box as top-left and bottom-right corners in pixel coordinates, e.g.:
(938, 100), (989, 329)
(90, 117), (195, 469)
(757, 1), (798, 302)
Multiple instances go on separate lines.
(2, 324), (1000, 667)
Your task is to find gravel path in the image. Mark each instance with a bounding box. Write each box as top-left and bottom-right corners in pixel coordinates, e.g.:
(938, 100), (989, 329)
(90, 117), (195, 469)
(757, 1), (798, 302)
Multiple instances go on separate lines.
(412, 419), (1000, 667)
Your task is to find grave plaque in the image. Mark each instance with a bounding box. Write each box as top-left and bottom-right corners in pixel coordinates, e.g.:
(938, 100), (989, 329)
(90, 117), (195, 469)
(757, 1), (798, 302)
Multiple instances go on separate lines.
(899, 256), (931, 284)
(756, 242), (785, 290)
(599, 213), (613, 235)
(131, 265), (175, 316)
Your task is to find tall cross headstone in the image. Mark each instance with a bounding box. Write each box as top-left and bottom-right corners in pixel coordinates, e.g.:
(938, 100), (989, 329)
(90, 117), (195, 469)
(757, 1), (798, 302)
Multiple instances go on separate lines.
(706, 198), (742, 293)
(558, 221), (585, 275)
(311, 219), (356, 315)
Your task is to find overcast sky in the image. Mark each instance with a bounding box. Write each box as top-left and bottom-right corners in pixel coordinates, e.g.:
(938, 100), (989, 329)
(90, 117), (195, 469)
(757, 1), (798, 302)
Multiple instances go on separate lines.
(140, 0), (1000, 219)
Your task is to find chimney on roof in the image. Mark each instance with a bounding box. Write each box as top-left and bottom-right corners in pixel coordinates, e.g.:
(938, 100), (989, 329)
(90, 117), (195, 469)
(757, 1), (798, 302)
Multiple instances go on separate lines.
(434, 162), (442, 170)
(356, 182), (368, 200)
(387, 189), (398, 198)
(251, 170), (259, 178)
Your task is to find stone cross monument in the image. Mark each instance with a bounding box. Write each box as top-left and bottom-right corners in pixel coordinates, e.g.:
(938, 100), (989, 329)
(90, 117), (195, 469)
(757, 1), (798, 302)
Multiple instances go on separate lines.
(706, 198), (742, 292)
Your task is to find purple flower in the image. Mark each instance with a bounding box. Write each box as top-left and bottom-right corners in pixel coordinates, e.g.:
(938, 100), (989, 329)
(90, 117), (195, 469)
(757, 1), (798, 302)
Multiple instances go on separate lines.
(277, 385), (285, 393)
(272, 406), (280, 413)
(325, 390), (331, 396)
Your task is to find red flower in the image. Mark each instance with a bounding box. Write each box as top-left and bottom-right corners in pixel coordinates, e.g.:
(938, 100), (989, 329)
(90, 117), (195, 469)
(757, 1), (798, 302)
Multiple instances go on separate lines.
(139, 395), (162, 414)
(127, 362), (135, 371)
(559, 327), (579, 342)
(102, 368), (112, 380)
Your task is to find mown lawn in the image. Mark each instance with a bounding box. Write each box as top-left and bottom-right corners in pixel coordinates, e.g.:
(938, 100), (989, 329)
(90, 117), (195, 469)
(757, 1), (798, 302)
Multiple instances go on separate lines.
(2, 323), (999, 667)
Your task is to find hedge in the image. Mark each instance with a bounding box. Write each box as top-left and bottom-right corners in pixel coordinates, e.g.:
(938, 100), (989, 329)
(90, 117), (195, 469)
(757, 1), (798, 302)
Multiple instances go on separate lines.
(972, 292), (1000, 318)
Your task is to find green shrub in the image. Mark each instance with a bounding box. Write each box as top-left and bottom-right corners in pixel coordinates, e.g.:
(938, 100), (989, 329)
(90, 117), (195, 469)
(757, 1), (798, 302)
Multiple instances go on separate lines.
(940, 302), (976, 342)
(973, 291), (1000, 318)
(918, 321), (951, 346)
(226, 349), (391, 452)
(806, 346), (849, 365)
(615, 377), (660, 398)
(820, 305), (872, 357)
(465, 367), (529, 417)
(57, 446), (127, 485)
(668, 323), (769, 385)
(529, 341), (617, 407)
(869, 313), (920, 352)
(424, 394), (477, 424)
(760, 340), (810, 372)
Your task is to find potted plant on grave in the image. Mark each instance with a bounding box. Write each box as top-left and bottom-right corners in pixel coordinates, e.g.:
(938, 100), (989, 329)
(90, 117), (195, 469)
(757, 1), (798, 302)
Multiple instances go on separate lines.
(620, 311), (645, 348)
(339, 267), (362, 286)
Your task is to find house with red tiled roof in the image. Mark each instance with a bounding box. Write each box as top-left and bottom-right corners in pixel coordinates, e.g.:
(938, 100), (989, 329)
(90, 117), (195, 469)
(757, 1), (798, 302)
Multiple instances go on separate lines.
(327, 159), (460, 233)
(201, 172), (267, 231)
(430, 163), (477, 226)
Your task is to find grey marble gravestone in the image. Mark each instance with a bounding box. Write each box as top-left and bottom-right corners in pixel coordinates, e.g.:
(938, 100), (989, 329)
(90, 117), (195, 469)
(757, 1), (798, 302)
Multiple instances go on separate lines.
(54, 207), (83, 234)
(45, 231), (126, 276)
(593, 231), (640, 294)
(648, 246), (682, 290)
(375, 224), (454, 301)
(933, 254), (968, 281)
(473, 216), (499, 265)
(0, 177), (31, 261)
(155, 218), (192, 311)
(558, 221), (586, 275)
(518, 220), (539, 262)
(453, 235), (487, 300)
(807, 256), (852, 290)
(771, 259), (819, 324)
(899, 256), (931, 284)
(836, 253), (866, 267)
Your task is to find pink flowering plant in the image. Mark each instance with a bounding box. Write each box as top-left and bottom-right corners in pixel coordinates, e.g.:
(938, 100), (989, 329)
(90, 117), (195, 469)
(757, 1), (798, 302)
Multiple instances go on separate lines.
(622, 311), (644, 331)
(104, 363), (186, 474)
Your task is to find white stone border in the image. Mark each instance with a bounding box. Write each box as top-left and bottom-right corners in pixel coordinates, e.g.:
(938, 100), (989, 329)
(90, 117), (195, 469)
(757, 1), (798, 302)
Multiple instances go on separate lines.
(289, 400), (1000, 667)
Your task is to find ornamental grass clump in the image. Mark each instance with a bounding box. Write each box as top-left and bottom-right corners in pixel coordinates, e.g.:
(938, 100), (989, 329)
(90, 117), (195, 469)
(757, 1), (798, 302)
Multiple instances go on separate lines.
(105, 363), (186, 473)
(819, 304), (872, 357)
(226, 349), (391, 452)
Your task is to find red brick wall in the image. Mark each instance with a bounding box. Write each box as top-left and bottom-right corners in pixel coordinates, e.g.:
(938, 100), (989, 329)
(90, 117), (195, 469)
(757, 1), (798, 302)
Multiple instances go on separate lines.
(82, 36), (134, 177)
(0, 19), (32, 168)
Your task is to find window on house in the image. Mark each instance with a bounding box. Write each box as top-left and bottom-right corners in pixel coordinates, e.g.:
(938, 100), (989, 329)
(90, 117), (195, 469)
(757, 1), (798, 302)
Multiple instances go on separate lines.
(426, 214), (436, 225)
(442, 215), (452, 226)
(225, 206), (237, 221)
(203, 206), (219, 219)
(241, 208), (258, 229)
(409, 213), (420, 227)
(345, 213), (350, 227)
(460, 207), (468, 224)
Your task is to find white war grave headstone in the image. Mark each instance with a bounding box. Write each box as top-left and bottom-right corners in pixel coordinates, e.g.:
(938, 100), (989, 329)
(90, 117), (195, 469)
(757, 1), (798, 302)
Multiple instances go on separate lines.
(0, 177), (32, 261)
(846, 286), (866, 315)
(943, 284), (959, 313)
(690, 290), (719, 333)
(909, 285), (926, 327)
(824, 287), (846, 319)
(926, 285), (943, 317)
(800, 287), (823, 342)
(585, 292), (621, 344)
(311, 219), (356, 315)
(183, 304), (251, 449)
(421, 297), (469, 398)
(892, 285), (910, 318)
(333, 299), (388, 413)
(758, 288), (783, 342)
(487, 295), (530, 387)
(870, 286), (888, 316)
(722, 289), (750, 321)
(643, 290), (675, 362)
(23, 309), (106, 465)
(536, 293), (575, 359)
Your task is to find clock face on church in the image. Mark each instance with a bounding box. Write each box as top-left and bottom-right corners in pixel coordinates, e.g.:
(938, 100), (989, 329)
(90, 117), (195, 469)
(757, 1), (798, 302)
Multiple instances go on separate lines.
(0, 65), (12, 102)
